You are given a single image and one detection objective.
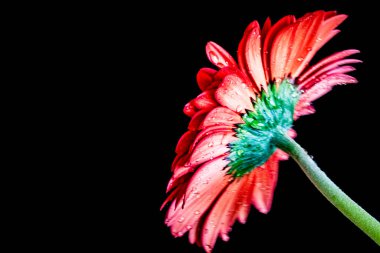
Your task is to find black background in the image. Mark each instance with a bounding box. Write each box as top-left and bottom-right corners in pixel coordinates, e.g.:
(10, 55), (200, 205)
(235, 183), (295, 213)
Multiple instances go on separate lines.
(126, 1), (380, 252)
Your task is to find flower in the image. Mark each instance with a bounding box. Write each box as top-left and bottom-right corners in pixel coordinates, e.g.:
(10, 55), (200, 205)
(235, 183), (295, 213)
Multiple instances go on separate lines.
(161, 10), (360, 252)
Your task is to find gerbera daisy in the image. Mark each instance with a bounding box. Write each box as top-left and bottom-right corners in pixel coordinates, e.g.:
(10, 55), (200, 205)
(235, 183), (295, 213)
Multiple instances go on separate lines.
(161, 10), (379, 252)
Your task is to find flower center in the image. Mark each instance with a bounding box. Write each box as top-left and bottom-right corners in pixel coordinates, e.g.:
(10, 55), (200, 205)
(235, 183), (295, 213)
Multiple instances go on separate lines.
(227, 79), (300, 177)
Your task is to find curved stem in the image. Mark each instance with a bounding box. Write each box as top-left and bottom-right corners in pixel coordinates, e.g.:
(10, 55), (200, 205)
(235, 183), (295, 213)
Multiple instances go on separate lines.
(273, 132), (380, 245)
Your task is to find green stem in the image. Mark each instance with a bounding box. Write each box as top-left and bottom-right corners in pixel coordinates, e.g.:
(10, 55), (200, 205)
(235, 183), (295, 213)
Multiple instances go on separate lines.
(273, 131), (380, 245)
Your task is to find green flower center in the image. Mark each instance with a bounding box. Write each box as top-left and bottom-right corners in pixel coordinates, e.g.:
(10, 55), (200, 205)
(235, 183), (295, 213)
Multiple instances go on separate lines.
(227, 79), (300, 177)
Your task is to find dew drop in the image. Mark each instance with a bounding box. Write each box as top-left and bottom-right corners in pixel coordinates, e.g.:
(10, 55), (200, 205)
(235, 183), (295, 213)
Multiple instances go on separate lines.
(221, 233), (230, 241)
(235, 105), (243, 113)
(178, 216), (185, 223)
(205, 245), (213, 251)
(194, 210), (200, 215)
(208, 142), (214, 147)
(203, 178), (210, 185)
(208, 51), (218, 63)
(186, 225), (193, 230)
(297, 57), (304, 62)
(177, 231), (184, 236)
(306, 47), (312, 52)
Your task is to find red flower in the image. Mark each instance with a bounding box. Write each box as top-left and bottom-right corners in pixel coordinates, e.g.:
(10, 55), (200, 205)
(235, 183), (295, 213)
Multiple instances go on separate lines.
(162, 10), (360, 252)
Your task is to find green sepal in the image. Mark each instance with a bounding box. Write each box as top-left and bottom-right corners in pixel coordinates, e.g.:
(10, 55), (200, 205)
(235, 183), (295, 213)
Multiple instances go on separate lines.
(227, 80), (300, 177)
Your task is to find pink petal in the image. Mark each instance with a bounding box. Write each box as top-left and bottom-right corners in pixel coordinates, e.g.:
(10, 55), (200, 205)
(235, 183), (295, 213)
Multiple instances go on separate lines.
(299, 59), (361, 90)
(197, 68), (218, 91)
(294, 103), (316, 118)
(206, 42), (238, 69)
(251, 155), (279, 214)
(287, 11), (324, 78)
(187, 131), (236, 167)
(299, 73), (358, 104)
(214, 73), (256, 113)
(200, 106), (243, 129)
(298, 49), (360, 84)
(173, 164), (195, 180)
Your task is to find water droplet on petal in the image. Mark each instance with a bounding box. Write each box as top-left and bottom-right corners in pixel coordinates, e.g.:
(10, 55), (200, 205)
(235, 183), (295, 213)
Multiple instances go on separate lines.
(297, 57), (304, 62)
(177, 231), (184, 236)
(306, 47), (312, 52)
(205, 245), (213, 251)
(194, 210), (200, 215)
(221, 233), (230, 241)
(186, 225), (193, 230)
(235, 105), (243, 113)
(178, 216), (185, 223)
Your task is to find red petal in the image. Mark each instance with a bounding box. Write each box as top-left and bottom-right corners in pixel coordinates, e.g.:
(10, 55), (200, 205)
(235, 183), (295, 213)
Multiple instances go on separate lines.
(235, 172), (255, 224)
(183, 101), (197, 117)
(162, 174), (191, 209)
(165, 156), (232, 237)
(187, 131), (236, 167)
(175, 131), (198, 155)
(193, 90), (218, 111)
(171, 152), (189, 172)
(261, 17), (272, 43)
(268, 11), (324, 82)
(238, 21), (266, 91)
(293, 13), (347, 77)
(214, 74), (256, 113)
(263, 15), (295, 82)
(188, 109), (210, 131)
(270, 21), (297, 82)
(197, 68), (218, 91)
(251, 155), (279, 214)
(201, 172), (255, 251)
(206, 42), (237, 69)
(298, 49), (360, 84)
(187, 125), (234, 157)
(200, 106), (243, 129)
(201, 178), (244, 252)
